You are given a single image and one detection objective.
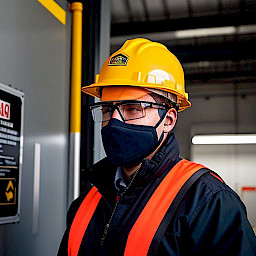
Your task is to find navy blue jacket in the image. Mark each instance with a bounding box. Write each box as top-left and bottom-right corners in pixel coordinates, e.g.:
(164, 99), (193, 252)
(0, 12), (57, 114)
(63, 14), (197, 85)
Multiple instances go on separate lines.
(58, 134), (256, 255)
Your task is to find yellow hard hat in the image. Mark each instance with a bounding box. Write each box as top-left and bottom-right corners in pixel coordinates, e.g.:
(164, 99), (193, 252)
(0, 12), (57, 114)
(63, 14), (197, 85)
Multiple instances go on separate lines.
(82, 38), (191, 111)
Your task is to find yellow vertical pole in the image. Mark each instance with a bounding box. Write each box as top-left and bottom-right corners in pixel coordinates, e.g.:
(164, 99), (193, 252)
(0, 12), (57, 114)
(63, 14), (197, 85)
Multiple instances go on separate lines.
(69, 2), (83, 201)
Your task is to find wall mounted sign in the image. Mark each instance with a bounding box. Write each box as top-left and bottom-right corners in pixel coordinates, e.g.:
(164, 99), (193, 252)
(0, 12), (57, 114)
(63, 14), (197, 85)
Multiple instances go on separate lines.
(0, 82), (24, 224)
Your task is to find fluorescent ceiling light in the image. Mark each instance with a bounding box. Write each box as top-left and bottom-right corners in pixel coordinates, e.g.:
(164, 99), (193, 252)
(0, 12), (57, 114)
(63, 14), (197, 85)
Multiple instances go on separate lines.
(175, 26), (235, 38)
(192, 134), (256, 145)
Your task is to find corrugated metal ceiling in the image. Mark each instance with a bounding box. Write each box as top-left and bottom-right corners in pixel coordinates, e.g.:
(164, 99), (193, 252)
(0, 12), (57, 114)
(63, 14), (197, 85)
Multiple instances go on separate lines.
(110, 0), (256, 83)
(111, 0), (244, 23)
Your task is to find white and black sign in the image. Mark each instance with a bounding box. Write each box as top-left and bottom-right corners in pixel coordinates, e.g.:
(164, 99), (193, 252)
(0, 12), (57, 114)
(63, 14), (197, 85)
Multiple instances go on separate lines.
(0, 82), (24, 224)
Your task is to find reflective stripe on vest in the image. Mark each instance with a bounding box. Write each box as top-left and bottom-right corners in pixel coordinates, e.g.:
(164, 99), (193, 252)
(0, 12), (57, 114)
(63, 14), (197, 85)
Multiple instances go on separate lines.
(124, 159), (205, 256)
(68, 186), (102, 256)
(68, 159), (206, 256)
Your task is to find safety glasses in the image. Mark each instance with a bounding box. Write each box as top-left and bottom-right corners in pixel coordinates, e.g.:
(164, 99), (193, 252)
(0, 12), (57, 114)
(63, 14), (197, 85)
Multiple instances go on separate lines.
(89, 100), (177, 123)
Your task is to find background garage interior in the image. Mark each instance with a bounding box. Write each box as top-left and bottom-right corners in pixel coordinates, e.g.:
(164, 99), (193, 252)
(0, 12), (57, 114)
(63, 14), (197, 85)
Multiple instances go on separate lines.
(0, 0), (255, 255)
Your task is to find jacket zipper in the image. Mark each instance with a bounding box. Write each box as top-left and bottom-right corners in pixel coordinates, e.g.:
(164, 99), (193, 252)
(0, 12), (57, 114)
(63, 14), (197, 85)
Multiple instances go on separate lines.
(100, 164), (141, 246)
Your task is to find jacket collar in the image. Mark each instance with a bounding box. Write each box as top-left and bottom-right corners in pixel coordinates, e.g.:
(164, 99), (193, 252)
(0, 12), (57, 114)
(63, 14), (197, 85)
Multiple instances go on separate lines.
(135, 132), (180, 188)
(84, 133), (180, 198)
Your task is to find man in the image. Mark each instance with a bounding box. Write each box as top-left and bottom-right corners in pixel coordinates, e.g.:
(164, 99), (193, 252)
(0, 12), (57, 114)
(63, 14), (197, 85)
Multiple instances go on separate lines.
(58, 38), (256, 255)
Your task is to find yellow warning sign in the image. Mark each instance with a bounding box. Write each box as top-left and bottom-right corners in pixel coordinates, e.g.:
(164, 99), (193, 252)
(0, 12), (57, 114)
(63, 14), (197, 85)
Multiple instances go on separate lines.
(0, 178), (16, 205)
(5, 181), (14, 201)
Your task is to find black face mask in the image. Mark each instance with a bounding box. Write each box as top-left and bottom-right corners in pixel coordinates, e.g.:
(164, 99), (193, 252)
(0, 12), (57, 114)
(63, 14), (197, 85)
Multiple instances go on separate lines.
(101, 115), (165, 167)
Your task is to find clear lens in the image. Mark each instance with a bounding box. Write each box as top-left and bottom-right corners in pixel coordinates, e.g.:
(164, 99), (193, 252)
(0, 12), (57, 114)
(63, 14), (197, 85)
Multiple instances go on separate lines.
(119, 102), (145, 121)
(90, 105), (111, 122)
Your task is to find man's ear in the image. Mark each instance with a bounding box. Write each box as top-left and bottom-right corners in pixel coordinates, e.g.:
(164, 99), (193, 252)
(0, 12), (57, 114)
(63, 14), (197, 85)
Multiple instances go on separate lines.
(163, 108), (177, 133)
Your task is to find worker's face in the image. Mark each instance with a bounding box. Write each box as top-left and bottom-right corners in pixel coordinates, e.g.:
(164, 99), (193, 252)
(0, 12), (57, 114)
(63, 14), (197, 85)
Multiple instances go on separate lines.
(102, 93), (177, 141)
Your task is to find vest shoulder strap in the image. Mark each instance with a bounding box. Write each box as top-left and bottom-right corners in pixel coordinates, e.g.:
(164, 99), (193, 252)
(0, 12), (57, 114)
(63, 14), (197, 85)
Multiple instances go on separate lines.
(68, 186), (102, 256)
(148, 167), (210, 255)
(68, 159), (211, 256)
(124, 159), (206, 256)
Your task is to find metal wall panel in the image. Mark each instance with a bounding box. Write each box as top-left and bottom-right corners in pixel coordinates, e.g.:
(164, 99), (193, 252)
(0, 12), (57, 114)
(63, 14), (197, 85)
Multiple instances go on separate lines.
(93, 0), (111, 165)
(0, 0), (71, 255)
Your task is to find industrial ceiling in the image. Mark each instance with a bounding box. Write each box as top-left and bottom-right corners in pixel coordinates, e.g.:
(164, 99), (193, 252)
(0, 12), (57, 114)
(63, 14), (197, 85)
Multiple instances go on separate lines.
(111, 0), (256, 85)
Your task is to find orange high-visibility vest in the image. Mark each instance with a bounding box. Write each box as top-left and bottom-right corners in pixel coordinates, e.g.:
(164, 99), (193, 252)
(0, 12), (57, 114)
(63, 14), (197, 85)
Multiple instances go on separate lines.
(68, 159), (209, 256)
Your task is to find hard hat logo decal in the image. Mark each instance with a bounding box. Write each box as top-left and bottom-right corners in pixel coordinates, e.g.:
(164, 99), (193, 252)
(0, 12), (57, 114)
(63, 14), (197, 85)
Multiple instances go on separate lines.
(109, 53), (129, 66)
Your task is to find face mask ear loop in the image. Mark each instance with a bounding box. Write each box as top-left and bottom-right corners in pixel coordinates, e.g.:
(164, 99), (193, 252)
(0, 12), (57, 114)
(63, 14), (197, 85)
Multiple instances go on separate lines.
(154, 112), (167, 128)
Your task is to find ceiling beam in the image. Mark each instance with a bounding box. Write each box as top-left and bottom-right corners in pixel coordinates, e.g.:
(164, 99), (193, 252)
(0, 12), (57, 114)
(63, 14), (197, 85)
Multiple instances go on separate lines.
(168, 37), (256, 63)
(185, 68), (256, 83)
(111, 12), (256, 36)
(111, 34), (256, 64)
